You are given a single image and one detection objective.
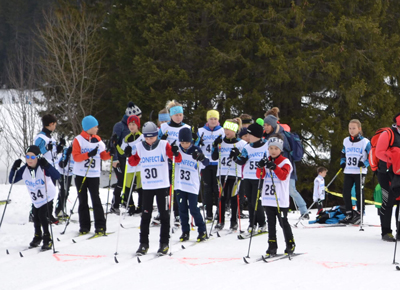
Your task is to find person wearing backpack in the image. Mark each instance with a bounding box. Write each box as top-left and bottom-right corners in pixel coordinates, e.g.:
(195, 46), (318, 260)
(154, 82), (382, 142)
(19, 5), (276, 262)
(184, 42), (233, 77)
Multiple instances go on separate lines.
(339, 119), (371, 225)
(263, 112), (309, 219)
(375, 114), (400, 241)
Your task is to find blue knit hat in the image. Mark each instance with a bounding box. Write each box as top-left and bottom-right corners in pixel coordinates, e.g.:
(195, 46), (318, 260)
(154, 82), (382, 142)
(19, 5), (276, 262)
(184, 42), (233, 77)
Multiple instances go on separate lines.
(179, 127), (192, 143)
(82, 115), (99, 131)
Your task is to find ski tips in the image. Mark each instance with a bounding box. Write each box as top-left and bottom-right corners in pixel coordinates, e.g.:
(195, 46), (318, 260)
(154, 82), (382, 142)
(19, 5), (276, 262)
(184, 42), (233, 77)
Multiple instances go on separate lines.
(181, 245), (185, 249)
(137, 257), (141, 263)
(396, 265), (400, 271)
(114, 256), (119, 263)
(57, 238), (60, 241)
(72, 239), (77, 243)
(19, 252), (24, 258)
(6, 249), (9, 255)
(243, 257), (249, 264)
(217, 232), (221, 238)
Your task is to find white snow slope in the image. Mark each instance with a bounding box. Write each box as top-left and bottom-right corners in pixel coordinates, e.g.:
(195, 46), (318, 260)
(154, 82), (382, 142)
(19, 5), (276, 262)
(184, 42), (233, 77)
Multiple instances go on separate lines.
(0, 183), (399, 290)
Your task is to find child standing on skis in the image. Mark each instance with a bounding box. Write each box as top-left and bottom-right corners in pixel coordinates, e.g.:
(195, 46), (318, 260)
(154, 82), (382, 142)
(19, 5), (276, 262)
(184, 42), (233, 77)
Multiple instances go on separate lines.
(313, 167), (327, 214)
(211, 118), (247, 231)
(116, 115), (144, 215)
(175, 127), (208, 242)
(9, 145), (61, 250)
(128, 122), (182, 256)
(256, 135), (295, 256)
(72, 115), (113, 236)
(339, 119), (371, 224)
(232, 120), (268, 237)
(197, 110), (225, 222)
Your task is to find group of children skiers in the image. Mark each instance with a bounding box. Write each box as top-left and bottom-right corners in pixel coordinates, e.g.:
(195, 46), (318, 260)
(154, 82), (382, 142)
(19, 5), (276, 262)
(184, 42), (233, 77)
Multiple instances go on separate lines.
(7, 100), (399, 256)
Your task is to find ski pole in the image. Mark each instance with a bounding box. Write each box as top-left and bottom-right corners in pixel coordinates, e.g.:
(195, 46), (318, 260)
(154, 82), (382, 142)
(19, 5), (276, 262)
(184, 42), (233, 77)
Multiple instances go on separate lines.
(104, 156), (113, 225)
(43, 169), (58, 253)
(324, 168), (343, 207)
(196, 158), (207, 225)
(359, 167), (364, 232)
(233, 155), (241, 233)
(294, 201), (316, 227)
(170, 154), (176, 234)
(269, 169), (292, 257)
(60, 155), (95, 235)
(393, 205), (400, 265)
(244, 167), (263, 259)
(0, 170), (17, 230)
(122, 165), (138, 221)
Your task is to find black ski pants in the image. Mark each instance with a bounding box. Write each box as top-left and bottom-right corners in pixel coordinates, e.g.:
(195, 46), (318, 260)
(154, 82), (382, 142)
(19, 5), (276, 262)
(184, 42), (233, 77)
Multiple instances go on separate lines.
(241, 178), (266, 228)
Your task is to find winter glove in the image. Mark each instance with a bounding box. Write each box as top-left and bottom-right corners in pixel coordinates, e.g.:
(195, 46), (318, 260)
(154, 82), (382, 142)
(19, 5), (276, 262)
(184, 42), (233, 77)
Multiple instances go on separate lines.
(161, 132), (169, 140)
(171, 141), (179, 157)
(212, 135), (223, 147)
(66, 146), (73, 157)
(56, 144), (64, 154)
(59, 137), (66, 147)
(317, 198), (322, 205)
(12, 159), (22, 171)
(358, 160), (365, 168)
(124, 145), (132, 157)
(38, 158), (49, 168)
(88, 147), (98, 158)
(229, 147), (240, 160)
(46, 143), (53, 151)
(198, 133), (205, 147)
(265, 160), (276, 170)
(257, 157), (268, 169)
(192, 132), (198, 142)
(111, 133), (118, 147)
(59, 160), (66, 168)
(192, 150), (205, 161)
(340, 162), (346, 169)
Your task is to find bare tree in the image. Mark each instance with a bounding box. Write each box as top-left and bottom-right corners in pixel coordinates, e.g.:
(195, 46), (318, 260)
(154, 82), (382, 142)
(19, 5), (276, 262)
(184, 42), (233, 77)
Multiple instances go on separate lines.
(0, 45), (42, 182)
(36, 1), (106, 136)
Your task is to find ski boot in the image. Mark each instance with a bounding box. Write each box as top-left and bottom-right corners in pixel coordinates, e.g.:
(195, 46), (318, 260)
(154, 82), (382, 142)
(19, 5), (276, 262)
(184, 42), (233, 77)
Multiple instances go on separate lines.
(179, 232), (190, 242)
(214, 223), (224, 231)
(266, 239), (278, 257)
(136, 243), (149, 256)
(41, 234), (52, 251)
(157, 243), (169, 256)
(197, 232), (207, 242)
(284, 238), (296, 255)
(339, 211), (353, 224)
(29, 233), (42, 248)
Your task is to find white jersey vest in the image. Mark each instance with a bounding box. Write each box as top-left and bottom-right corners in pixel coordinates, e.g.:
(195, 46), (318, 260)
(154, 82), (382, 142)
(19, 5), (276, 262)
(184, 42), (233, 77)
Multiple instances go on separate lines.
(72, 135), (106, 178)
(242, 142), (269, 180)
(34, 134), (57, 165)
(261, 158), (292, 208)
(133, 140), (170, 190)
(197, 127), (225, 161)
(174, 148), (205, 194)
(160, 122), (191, 145)
(313, 175), (325, 202)
(342, 137), (370, 174)
(217, 140), (247, 177)
(121, 134), (145, 173)
(22, 166), (56, 208)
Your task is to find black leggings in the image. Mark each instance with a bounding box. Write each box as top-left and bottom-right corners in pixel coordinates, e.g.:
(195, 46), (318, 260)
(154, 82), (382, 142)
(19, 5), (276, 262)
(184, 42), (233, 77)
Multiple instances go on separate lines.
(218, 176), (239, 225)
(202, 165), (219, 219)
(264, 206), (293, 244)
(241, 179), (266, 228)
(343, 173), (365, 212)
(378, 170), (399, 235)
(32, 201), (52, 236)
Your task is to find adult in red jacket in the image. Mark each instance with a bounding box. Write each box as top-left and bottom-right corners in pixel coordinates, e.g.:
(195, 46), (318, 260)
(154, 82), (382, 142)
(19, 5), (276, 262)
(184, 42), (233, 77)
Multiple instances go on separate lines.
(375, 113), (400, 241)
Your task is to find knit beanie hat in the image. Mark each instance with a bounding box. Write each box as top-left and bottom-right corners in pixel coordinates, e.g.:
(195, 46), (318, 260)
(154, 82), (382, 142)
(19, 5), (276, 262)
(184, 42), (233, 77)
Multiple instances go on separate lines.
(394, 113), (400, 126)
(238, 127), (248, 138)
(264, 115), (278, 130)
(206, 110), (220, 120)
(268, 136), (284, 151)
(247, 123), (264, 139)
(142, 122), (158, 137)
(26, 145), (41, 156)
(127, 115), (141, 128)
(82, 115), (99, 131)
(126, 101), (142, 117)
(179, 127), (192, 143)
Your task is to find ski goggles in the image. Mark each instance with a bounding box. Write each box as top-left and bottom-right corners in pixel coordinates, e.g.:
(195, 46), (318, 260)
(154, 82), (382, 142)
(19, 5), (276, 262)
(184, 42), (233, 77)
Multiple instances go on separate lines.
(25, 155), (38, 160)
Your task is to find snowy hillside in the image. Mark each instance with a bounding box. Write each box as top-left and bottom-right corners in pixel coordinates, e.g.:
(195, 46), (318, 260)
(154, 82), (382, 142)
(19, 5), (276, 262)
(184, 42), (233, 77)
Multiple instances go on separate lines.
(0, 184), (399, 290)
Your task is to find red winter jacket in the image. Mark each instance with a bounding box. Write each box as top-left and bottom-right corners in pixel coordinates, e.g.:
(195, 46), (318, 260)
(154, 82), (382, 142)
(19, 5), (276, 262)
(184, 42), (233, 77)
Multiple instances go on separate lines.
(256, 154), (291, 181)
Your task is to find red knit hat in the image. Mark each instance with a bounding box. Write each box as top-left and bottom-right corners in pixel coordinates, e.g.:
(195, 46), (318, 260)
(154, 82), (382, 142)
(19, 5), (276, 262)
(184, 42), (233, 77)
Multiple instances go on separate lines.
(127, 115), (140, 128)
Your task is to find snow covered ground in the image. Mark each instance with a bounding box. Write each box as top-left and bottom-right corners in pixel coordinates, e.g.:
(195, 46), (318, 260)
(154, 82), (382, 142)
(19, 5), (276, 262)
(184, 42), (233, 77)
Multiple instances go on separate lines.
(1, 183), (399, 290)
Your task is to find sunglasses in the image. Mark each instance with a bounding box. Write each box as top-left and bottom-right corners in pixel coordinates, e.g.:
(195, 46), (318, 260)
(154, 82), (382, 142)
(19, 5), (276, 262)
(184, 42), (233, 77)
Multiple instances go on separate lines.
(25, 155), (37, 160)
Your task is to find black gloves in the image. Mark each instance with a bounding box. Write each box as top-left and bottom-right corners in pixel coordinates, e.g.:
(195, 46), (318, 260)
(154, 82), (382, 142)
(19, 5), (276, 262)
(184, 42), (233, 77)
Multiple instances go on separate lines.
(46, 143), (53, 151)
(59, 137), (66, 147)
(88, 147), (98, 158)
(111, 133), (118, 147)
(66, 146), (72, 157)
(358, 160), (365, 168)
(340, 163), (346, 169)
(124, 145), (132, 157)
(171, 141), (179, 157)
(109, 146), (116, 156)
(192, 150), (205, 161)
(257, 157), (267, 169)
(265, 160), (276, 170)
(12, 159), (22, 171)
(212, 135), (222, 147)
(229, 147), (240, 160)
(161, 132), (168, 140)
(38, 158), (49, 168)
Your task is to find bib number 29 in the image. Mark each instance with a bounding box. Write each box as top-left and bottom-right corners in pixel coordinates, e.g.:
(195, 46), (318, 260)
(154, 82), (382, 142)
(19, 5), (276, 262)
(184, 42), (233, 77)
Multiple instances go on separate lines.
(84, 159), (96, 168)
